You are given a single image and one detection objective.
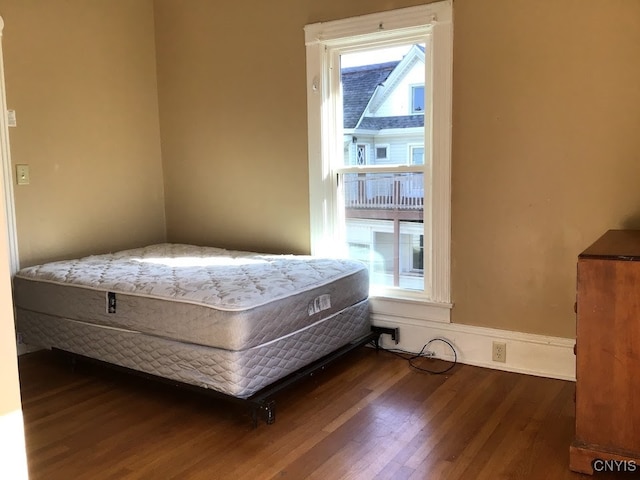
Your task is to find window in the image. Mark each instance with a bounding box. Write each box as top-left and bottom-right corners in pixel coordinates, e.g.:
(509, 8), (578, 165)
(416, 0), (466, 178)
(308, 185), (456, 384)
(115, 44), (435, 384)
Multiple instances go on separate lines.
(375, 145), (389, 163)
(305, 2), (452, 321)
(356, 144), (367, 165)
(412, 85), (425, 113)
(410, 145), (425, 165)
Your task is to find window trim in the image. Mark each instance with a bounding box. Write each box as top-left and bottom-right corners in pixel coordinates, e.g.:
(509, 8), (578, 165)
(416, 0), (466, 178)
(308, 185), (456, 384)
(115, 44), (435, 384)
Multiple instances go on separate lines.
(304, 2), (453, 321)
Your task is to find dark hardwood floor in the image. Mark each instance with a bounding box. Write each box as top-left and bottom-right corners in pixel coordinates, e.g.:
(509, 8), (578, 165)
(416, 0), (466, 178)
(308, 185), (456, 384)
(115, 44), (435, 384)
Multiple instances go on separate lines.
(18, 348), (621, 479)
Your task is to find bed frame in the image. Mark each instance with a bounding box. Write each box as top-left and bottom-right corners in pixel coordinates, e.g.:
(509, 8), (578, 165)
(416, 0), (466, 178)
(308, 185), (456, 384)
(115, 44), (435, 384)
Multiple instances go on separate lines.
(14, 244), (394, 426)
(56, 325), (398, 427)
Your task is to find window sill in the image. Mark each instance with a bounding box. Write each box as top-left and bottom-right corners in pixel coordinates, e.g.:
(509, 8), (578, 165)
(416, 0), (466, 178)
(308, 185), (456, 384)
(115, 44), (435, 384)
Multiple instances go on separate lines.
(369, 295), (452, 323)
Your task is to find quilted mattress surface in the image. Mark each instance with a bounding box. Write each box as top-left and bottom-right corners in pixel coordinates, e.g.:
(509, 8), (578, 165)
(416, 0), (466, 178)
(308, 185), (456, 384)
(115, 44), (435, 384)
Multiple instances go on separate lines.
(14, 244), (369, 350)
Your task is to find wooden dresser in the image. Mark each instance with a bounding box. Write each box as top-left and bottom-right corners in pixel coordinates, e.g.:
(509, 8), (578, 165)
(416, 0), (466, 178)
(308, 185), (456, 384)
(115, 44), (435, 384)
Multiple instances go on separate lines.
(570, 230), (640, 474)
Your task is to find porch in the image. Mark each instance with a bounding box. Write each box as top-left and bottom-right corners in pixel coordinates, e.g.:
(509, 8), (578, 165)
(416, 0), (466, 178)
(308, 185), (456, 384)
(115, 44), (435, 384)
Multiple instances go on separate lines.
(343, 172), (424, 221)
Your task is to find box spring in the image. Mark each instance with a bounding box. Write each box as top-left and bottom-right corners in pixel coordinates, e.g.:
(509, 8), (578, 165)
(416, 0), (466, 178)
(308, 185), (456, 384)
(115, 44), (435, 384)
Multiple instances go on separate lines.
(17, 300), (370, 399)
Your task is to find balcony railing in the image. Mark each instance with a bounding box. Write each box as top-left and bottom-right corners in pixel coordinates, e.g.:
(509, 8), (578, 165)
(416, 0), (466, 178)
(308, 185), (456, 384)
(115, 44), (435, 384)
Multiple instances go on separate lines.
(343, 173), (424, 210)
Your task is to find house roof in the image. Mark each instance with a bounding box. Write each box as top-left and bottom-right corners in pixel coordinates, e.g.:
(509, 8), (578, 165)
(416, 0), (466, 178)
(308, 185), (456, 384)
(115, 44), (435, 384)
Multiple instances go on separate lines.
(358, 115), (424, 130)
(341, 61), (398, 129)
(341, 44), (426, 131)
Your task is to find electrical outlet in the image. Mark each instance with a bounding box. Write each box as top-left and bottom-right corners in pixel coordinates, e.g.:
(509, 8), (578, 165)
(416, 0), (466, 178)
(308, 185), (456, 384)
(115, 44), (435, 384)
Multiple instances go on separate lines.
(16, 164), (30, 185)
(492, 341), (506, 363)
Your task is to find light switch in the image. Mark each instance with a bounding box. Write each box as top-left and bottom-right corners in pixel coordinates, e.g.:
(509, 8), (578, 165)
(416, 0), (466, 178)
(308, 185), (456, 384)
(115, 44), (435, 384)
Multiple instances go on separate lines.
(16, 164), (30, 185)
(7, 110), (16, 127)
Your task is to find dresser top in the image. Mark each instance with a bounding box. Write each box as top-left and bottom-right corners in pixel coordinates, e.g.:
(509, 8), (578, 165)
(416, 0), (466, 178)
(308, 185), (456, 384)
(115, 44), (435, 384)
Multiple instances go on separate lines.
(580, 230), (640, 260)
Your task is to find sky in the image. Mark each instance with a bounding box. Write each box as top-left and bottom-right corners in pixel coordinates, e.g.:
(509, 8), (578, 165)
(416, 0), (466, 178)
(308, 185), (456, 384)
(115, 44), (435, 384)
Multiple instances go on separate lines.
(340, 45), (413, 68)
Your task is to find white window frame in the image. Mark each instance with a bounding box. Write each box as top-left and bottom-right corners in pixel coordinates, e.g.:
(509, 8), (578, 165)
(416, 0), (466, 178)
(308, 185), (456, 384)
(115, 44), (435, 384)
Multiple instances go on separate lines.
(304, 2), (452, 323)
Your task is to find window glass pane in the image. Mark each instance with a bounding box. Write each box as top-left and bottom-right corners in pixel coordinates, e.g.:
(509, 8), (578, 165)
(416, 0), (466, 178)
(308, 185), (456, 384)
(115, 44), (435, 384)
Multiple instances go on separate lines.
(399, 222), (424, 290)
(340, 43), (426, 293)
(348, 242), (370, 264)
(411, 146), (424, 165)
(356, 144), (366, 165)
(412, 85), (425, 113)
(343, 172), (424, 291)
(374, 231), (394, 277)
(340, 44), (425, 168)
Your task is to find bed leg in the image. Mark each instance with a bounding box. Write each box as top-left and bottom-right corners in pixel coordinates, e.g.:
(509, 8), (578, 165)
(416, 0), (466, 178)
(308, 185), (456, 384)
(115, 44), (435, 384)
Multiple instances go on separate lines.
(249, 401), (276, 427)
(67, 353), (78, 373)
(263, 401), (276, 425)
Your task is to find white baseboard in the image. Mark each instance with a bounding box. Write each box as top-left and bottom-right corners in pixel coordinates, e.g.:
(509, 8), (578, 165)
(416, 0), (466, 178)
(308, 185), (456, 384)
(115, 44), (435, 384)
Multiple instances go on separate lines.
(372, 314), (576, 381)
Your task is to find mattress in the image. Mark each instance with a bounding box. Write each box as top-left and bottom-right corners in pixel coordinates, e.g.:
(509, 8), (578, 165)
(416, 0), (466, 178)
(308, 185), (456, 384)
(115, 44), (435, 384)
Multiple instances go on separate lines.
(14, 244), (371, 399)
(13, 243), (369, 350)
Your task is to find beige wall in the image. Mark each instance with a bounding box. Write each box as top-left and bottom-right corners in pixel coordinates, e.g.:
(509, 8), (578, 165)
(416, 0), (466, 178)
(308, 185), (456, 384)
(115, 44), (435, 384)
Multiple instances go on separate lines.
(154, 0), (640, 339)
(451, 0), (640, 337)
(1, 0), (166, 267)
(154, 0), (313, 254)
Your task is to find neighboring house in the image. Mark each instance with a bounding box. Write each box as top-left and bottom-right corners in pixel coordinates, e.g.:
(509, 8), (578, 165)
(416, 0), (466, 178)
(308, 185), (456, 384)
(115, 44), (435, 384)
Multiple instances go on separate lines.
(341, 45), (426, 290)
(343, 45), (426, 167)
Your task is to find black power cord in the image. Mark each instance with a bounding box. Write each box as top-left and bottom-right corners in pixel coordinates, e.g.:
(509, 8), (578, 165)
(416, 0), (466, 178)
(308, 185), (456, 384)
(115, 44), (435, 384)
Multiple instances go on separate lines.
(373, 337), (458, 374)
